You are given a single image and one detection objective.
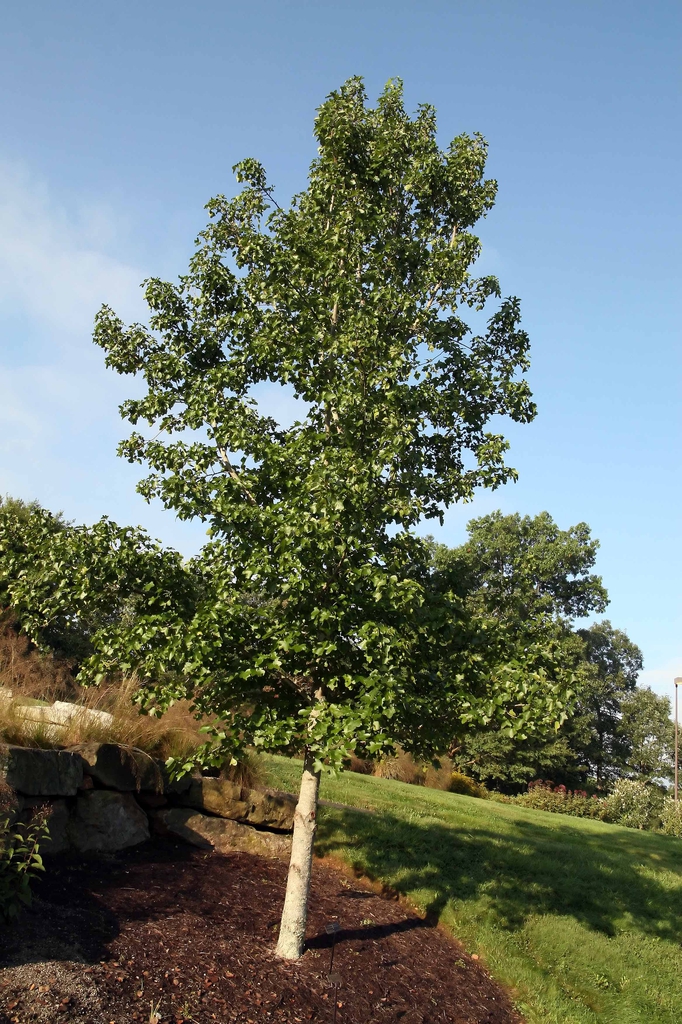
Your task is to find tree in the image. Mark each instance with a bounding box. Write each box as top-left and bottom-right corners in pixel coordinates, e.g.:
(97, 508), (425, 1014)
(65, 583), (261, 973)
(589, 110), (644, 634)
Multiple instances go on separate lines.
(430, 510), (608, 625)
(91, 78), (565, 959)
(451, 727), (579, 791)
(618, 686), (673, 783)
(573, 620), (643, 787)
(431, 512), (608, 789)
(430, 516), (653, 792)
(0, 498), (195, 669)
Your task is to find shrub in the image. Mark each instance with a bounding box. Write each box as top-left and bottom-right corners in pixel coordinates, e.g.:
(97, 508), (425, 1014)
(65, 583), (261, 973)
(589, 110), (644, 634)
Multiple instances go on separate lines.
(372, 750), (475, 792)
(602, 779), (662, 830)
(660, 797), (682, 837)
(449, 771), (488, 799)
(0, 790), (49, 922)
(492, 780), (605, 819)
(524, 781), (605, 819)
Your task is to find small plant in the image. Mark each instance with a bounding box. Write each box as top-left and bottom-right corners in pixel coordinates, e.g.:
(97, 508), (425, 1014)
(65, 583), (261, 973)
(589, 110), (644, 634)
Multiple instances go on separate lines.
(659, 796), (682, 837)
(0, 802), (50, 921)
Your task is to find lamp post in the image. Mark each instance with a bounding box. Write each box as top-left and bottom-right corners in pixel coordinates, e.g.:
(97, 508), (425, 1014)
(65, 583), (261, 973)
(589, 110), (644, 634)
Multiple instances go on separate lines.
(671, 679), (675, 806)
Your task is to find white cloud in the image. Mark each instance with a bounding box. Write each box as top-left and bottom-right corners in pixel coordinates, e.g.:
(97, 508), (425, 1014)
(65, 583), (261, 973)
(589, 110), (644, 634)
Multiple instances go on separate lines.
(638, 662), (682, 702)
(0, 160), (144, 338)
(0, 160), (152, 521)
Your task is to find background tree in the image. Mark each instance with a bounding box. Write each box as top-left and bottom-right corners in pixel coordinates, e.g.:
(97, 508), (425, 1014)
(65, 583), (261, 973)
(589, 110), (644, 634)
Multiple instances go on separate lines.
(89, 77), (569, 959)
(430, 514), (652, 792)
(431, 510), (608, 624)
(617, 686), (673, 782)
(573, 620), (643, 787)
(0, 497), (196, 672)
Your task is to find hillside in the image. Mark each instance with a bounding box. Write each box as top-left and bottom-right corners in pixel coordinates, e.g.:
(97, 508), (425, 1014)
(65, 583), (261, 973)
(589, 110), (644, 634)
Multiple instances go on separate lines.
(265, 756), (682, 1024)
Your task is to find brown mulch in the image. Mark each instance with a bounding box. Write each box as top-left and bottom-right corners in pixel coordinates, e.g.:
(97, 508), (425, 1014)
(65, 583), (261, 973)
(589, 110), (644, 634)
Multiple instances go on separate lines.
(0, 839), (522, 1024)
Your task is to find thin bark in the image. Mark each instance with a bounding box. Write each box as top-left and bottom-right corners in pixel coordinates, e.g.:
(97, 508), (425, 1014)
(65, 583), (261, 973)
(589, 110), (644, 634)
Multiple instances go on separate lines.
(275, 746), (321, 959)
(215, 446), (257, 505)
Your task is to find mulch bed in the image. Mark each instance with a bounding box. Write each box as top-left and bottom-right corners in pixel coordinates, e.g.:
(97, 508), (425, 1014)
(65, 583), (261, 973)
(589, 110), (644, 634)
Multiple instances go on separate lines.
(0, 839), (522, 1024)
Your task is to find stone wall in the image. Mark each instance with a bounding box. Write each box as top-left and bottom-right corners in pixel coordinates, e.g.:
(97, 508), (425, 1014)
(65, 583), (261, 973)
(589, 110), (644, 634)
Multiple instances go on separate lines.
(1, 742), (294, 860)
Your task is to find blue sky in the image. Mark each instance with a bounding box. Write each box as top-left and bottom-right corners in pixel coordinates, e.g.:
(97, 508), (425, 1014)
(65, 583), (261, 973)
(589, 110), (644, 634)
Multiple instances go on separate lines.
(0, 1), (680, 695)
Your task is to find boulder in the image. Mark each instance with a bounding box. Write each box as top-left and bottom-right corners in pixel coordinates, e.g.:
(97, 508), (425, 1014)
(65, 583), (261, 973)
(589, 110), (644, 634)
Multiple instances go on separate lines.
(0, 745), (84, 796)
(182, 779), (295, 831)
(16, 702), (113, 729)
(71, 743), (165, 793)
(137, 791), (167, 809)
(156, 808), (291, 859)
(164, 769), (193, 795)
(52, 702), (114, 729)
(68, 791), (150, 852)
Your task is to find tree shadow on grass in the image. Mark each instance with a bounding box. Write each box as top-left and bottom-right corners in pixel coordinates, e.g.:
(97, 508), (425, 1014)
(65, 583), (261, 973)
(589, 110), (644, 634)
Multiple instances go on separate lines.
(315, 805), (682, 943)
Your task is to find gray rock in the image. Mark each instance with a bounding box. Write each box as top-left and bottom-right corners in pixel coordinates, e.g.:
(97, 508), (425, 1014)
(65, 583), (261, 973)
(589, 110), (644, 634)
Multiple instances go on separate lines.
(0, 745), (84, 796)
(70, 743), (165, 792)
(68, 791), (150, 852)
(16, 702), (113, 729)
(156, 808), (291, 859)
(52, 702), (114, 729)
(182, 779), (295, 831)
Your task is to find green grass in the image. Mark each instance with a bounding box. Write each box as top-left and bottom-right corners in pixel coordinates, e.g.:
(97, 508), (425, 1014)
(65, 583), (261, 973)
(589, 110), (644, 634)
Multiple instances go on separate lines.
(264, 755), (682, 1024)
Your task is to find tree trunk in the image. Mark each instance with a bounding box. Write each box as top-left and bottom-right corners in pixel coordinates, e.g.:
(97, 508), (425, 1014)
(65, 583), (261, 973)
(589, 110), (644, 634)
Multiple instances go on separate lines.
(275, 747), (321, 959)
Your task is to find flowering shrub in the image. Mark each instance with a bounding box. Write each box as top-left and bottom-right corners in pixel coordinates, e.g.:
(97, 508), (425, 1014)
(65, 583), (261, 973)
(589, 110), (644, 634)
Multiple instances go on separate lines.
(602, 779), (662, 830)
(488, 778), (677, 833)
(514, 780), (606, 819)
(660, 797), (682, 837)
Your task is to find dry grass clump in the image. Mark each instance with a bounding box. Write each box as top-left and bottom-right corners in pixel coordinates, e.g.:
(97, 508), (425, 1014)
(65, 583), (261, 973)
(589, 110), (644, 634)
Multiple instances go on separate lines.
(0, 610), (205, 761)
(373, 747), (426, 785)
(0, 612), (76, 702)
(345, 754), (374, 775)
(0, 674), (205, 764)
(220, 751), (269, 790)
(352, 746), (486, 798)
(0, 666), (269, 785)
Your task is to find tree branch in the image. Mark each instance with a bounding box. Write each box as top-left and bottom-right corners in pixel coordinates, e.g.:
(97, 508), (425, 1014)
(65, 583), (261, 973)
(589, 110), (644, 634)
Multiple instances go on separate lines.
(216, 447), (257, 505)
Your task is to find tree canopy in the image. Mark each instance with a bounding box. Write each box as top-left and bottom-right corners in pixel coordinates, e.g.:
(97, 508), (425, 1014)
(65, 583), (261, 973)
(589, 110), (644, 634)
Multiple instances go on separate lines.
(430, 510), (608, 624)
(431, 512), (658, 791)
(89, 78), (563, 776)
(3, 79), (584, 958)
(0, 496), (195, 671)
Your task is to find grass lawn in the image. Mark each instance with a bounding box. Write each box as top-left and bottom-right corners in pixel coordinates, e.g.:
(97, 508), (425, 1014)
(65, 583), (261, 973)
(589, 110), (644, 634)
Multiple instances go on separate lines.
(264, 755), (682, 1024)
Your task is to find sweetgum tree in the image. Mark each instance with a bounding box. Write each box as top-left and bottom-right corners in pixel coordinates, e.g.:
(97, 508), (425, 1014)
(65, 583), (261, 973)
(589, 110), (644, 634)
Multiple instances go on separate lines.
(93, 78), (562, 958)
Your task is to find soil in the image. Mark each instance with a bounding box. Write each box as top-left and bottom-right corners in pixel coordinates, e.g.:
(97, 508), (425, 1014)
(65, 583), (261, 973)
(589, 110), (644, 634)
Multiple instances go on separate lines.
(0, 839), (522, 1024)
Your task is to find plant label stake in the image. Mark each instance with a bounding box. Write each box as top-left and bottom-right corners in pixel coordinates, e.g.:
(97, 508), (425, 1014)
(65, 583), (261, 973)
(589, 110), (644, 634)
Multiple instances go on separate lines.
(325, 920), (340, 972)
(325, 921), (341, 1023)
